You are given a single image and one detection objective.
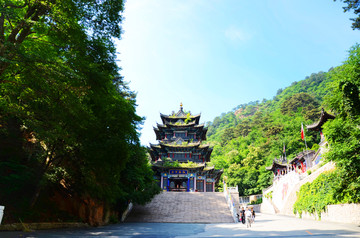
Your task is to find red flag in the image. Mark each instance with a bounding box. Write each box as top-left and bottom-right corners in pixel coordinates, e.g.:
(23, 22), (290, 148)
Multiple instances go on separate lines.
(301, 123), (305, 140)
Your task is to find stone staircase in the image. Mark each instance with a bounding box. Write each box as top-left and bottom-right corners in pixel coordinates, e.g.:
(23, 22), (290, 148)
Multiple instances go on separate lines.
(126, 192), (234, 223)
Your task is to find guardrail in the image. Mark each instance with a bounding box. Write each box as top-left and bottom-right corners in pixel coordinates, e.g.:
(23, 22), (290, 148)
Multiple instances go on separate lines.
(223, 182), (238, 223)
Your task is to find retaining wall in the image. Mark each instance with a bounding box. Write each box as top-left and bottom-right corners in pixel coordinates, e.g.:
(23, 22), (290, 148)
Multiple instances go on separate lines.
(297, 204), (360, 225)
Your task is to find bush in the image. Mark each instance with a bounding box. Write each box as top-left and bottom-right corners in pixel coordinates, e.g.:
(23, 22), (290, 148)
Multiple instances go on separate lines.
(293, 171), (339, 218)
(249, 197), (262, 205)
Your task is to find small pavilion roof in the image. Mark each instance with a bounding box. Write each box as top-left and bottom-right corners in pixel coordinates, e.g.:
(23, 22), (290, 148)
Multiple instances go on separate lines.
(289, 150), (316, 164)
(265, 160), (287, 171)
(306, 108), (335, 131)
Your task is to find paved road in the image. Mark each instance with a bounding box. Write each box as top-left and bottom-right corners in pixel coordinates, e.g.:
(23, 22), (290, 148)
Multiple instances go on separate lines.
(1, 213), (360, 237)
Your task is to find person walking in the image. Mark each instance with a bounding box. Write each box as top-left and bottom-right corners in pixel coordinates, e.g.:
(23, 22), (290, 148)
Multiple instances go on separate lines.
(245, 207), (252, 228)
(251, 207), (255, 223)
(240, 207), (245, 224)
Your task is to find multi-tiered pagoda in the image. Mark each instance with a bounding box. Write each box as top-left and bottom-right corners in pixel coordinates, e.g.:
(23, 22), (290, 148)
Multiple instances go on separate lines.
(150, 103), (222, 192)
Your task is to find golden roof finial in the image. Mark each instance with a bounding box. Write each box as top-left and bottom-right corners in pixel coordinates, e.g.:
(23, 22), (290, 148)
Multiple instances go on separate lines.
(180, 102), (183, 108)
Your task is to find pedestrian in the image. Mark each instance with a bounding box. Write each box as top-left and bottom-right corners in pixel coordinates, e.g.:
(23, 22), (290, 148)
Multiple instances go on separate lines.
(245, 207), (252, 228)
(240, 207), (245, 224)
(251, 207), (255, 223)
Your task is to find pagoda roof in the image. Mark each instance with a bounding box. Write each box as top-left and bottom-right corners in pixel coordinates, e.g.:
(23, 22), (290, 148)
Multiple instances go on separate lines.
(149, 141), (212, 150)
(159, 140), (202, 148)
(265, 160), (287, 171)
(158, 121), (198, 128)
(289, 150), (316, 164)
(160, 103), (201, 124)
(160, 113), (201, 124)
(306, 108), (335, 131)
(151, 162), (206, 170)
(151, 162), (222, 181)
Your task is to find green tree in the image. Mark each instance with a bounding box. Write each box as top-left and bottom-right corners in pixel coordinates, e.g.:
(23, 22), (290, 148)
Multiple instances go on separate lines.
(0, 0), (159, 223)
(335, 0), (360, 30)
(323, 44), (360, 202)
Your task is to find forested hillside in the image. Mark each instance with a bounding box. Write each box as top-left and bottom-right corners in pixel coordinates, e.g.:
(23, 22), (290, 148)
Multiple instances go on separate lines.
(206, 70), (333, 196)
(206, 1), (360, 214)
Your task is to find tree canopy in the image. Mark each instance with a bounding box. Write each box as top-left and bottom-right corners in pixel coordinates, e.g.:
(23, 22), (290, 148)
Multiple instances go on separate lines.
(0, 0), (159, 223)
(336, 0), (360, 30)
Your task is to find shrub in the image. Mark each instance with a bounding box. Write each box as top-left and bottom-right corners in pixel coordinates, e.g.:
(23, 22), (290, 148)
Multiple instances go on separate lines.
(293, 171), (339, 218)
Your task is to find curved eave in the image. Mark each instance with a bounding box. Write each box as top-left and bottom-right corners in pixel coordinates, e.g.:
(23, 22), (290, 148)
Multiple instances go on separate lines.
(265, 161), (287, 171)
(156, 123), (167, 129)
(198, 144), (210, 149)
(203, 166), (215, 171)
(153, 127), (162, 140)
(201, 127), (208, 140)
(159, 141), (201, 149)
(289, 150), (315, 164)
(289, 156), (304, 164)
(214, 169), (223, 183)
(165, 121), (197, 127)
(149, 143), (161, 150)
(160, 113), (201, 123)
(152, 163), (206, 170)
(194, 124), (205, 130)
(306, 109), (335, 131)
(148, 147), (157, 161)
(204, 147), (213, 162)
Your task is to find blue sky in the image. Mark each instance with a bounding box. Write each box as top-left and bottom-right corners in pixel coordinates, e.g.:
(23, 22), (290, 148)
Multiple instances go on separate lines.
(116, 0), (360, 145)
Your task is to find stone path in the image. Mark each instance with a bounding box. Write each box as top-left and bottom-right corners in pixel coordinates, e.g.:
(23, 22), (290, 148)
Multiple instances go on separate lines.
(126, 192), (234, 223)
(3, 213), (360, 237)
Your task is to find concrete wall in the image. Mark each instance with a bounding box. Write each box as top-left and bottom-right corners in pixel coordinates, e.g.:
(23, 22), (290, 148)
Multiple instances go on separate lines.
(271, 171), (300, 212)
(296, 204), (360, 225)
(281, 161), (335, 216)
(260, 196), (276, 214)
(261, 161), (360, 225)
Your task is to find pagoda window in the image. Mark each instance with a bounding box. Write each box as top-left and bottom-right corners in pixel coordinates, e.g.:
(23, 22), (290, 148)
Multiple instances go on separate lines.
(175, 132), (186, 139)
(173, 153), (186, 161)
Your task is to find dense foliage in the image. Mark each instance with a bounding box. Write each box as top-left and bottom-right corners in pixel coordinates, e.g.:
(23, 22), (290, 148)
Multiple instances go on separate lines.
(0, 0), (159, 223)
(206, 71), (331, 196)
(293, 171), (338, 217)
(293, 44), (360, 217)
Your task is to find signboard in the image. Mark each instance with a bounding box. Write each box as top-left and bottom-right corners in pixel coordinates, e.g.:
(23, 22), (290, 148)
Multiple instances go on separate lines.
(169, 169), (188, 175)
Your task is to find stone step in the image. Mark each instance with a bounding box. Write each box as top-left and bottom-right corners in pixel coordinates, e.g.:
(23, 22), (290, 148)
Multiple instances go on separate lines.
(126, 192), (234, 223)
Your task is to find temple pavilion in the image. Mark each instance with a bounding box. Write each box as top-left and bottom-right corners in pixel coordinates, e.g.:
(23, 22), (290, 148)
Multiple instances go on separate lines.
(306, 108), (335, 142)
(149, 103), (222, 192)
(266, 108), (335, 176)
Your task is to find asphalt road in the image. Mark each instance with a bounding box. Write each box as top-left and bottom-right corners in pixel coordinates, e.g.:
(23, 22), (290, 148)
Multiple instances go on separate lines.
(1, 213), (360, 237)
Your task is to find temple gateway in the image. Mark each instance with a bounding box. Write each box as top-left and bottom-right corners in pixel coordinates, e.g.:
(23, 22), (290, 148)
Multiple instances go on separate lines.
(149, 103), (222, 192)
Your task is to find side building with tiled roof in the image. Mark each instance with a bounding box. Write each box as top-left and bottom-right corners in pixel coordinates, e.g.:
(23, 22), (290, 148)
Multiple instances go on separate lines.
(150, 103), (222, 192)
